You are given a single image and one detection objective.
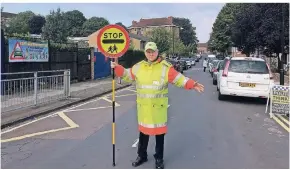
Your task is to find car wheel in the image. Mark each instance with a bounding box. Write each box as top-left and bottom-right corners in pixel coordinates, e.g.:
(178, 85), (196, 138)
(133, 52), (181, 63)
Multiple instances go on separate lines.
(218, 91), (225, 100)
(181, 70), (183, 73)
(213, 79), (217, 85)
(217, 85), (219, 91)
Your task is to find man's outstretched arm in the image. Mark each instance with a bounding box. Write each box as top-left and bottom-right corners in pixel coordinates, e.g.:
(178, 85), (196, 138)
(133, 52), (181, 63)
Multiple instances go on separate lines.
(167, 66), (204, 92)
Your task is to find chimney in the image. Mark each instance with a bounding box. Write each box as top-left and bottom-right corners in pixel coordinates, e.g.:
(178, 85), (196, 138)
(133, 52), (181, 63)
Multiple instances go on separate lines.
(168, 16), (173, 24)
(132, 20), (137, 26)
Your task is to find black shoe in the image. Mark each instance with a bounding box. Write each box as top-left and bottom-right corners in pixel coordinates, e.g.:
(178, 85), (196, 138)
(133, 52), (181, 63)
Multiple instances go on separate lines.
(155, 159), (164, 169)
(132, 156), (148, 167)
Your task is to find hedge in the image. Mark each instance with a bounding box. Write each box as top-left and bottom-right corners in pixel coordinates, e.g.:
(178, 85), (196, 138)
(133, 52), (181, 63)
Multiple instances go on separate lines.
(118, 49), (146, 68)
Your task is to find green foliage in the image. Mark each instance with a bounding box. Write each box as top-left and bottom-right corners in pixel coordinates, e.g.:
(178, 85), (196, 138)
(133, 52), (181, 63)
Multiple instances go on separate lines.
(82, 17), (109, 36)
(209, 3), (289, 58)
(172, 17), (199, 48)
(4, 33), (49, 50)
(118, 50), (146, 68)
(115, 22), (129, 32)
(6, 11), (35, 34)
(167, 37), (186, 55)
(208, 3), (240, 53)
(129, 41), (135, 50)
(28, 15), (46, 34)
(77, 40), (89, 48)
(147, 27), (171, 54)
(63, 10), (87, 37)
(42, 8), (69, 43)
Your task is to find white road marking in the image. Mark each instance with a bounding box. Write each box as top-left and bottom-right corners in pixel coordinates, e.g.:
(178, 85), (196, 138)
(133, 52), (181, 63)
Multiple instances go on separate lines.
(101, 97), (120, 106)
(168, 104), (170, 108)
(65, 106), (119, 112)
(127, 89), (137, 92)
(115, 94), (136, 97)
(1, 112), (79, 143)
(1, 86), (132, 134)
(132, 138), (139, 148)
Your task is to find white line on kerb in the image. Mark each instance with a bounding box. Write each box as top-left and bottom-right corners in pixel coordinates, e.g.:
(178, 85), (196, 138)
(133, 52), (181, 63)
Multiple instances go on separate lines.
(1, 86), (132, 134)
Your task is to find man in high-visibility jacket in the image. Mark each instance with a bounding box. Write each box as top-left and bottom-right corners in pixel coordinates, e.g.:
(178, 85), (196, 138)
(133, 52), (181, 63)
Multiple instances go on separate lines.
(111, 42), (204, 169)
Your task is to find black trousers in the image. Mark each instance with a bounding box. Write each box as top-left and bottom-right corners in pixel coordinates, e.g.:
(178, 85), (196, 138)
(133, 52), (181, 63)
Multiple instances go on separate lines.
(203, 67), (206, 72)
(137, 132), (165, 160)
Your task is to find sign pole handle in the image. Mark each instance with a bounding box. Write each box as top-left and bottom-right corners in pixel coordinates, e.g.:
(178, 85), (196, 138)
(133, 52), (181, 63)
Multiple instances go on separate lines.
(112, 58), (116, 167)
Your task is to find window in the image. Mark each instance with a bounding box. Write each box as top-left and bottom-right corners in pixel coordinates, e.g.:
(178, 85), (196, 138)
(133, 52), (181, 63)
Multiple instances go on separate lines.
(221, 58), (229, 69)
(213, 60), (219, 67)
(228, 60), (269, 74)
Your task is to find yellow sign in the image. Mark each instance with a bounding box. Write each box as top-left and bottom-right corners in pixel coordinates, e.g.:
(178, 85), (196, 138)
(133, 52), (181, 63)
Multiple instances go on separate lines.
(97, 24), (130, 58)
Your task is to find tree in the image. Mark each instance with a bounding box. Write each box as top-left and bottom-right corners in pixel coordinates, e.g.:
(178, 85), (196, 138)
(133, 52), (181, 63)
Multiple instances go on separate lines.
(82, 17), (109, 36)
(6, 11), (35, 34)
(208, 3), (241, 55)
(28, 15), (46, 34)
(148, 28), (171, 54)
(231, 3), (259, 56)
(231, 3), (289, 59)
(42, 8), (69, 43)
(115, 22), (129, 32)
(63, 10), (86, 37)
(258, 4), (289, 57)
(166, 34), (189, 55)
(172, 17), (198, 46)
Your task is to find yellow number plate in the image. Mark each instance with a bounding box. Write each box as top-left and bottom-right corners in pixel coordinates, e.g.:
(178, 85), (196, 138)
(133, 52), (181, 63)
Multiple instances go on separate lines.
(239, 82), (256, 87)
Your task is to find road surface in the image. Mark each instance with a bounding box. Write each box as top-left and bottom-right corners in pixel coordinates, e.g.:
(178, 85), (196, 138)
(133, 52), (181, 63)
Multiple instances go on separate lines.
(1, 62), (289, 169)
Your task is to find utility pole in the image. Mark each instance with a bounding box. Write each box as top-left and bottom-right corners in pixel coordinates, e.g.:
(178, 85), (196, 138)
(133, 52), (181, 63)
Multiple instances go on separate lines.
(172, 28), (175, 57)
(280, 3), (285, 85)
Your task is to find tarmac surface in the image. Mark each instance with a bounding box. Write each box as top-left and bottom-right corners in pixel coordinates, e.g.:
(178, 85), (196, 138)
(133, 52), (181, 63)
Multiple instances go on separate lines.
(1, 62), (289, 169)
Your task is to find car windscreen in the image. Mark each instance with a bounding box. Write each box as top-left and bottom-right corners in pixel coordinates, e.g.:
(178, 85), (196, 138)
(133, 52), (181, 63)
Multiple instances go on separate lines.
(213, 61), (220, 67)
(228, 60), (269, 74)
(209, 58), (217, 63)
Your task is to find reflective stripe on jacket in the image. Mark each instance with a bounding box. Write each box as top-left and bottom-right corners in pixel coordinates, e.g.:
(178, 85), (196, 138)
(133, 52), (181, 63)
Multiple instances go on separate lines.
(114, 58), (197, 135)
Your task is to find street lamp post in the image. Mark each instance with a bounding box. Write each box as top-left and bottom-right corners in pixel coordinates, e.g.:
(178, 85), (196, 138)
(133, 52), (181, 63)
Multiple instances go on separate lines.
(172, 27), (175, 57)
(172, 26), (183, 57)
(280, 3), (285, 85)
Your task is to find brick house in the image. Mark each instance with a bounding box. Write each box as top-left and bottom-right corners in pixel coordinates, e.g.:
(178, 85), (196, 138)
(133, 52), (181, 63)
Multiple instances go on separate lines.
(197, 43), (208, 54)
(128, 16), (180, 39)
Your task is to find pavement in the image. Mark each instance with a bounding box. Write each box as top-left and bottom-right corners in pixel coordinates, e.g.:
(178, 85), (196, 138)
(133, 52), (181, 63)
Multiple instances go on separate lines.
(1, 77), (131, 128)
(273, 73), (289, 86)
(1, 62), (289, 169)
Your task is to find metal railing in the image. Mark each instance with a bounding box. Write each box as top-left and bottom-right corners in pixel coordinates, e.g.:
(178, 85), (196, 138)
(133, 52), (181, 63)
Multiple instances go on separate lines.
(1, 70), (70, 113)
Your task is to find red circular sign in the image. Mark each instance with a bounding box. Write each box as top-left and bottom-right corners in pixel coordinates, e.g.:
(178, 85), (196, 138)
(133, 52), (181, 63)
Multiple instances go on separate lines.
(96, 24), (130, 58)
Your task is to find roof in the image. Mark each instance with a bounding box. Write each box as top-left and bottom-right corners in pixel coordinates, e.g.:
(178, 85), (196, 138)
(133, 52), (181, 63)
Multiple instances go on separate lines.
(1, 12), (17, 18)
(129, 33), (149, 41)
(68, 37), (89, 41)
(129, 16), (175, 28)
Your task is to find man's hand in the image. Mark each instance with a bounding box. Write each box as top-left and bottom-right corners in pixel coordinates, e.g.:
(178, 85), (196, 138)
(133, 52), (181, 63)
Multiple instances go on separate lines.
(193, 82), (204, 93)
(111, 61), (118, 69)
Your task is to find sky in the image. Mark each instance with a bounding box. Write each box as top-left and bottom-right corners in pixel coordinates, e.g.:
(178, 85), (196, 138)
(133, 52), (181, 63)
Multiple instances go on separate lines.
(2, 3), (224, 43)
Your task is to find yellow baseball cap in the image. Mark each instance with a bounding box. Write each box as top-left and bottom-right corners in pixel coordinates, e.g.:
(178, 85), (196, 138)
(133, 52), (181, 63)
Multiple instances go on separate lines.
(145, 42), (158, 51)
